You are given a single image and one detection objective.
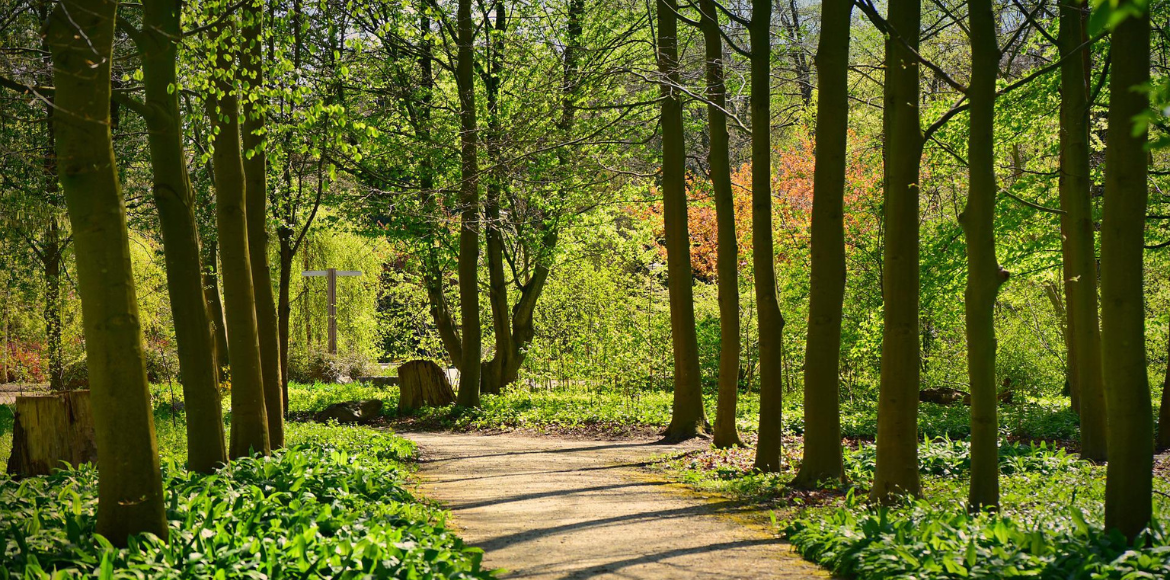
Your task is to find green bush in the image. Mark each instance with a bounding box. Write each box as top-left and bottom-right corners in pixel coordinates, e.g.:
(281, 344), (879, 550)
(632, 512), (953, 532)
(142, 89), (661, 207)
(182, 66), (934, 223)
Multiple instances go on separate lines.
(287, 351), (375, 384)
(0, 426), (496, 579)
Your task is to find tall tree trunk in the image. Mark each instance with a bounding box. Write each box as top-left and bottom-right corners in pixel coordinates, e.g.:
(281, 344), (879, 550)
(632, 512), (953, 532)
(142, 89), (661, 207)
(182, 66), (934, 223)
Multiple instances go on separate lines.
(45, 0), (168, 544)
(658, 0), (708, 441)
(140, 0), (227, 473)
(455, 0), (482, 407)
(751, 0), (786, 470)
(870, 0), (923, 502)
(43, 216), (64, 391)
(203, 240), (231, 370)
(793, 0), (851, 486)
(1100, 2), (1151, 542)
(698, 0), (742, 449)
(210, 22), (270, 459)
(1059, 0), (1107, 461)
(963, 0), (1007, 511)
(483, 0), (510, 396)
(241, 2), (284, 448)
(278, 226), (293, 413)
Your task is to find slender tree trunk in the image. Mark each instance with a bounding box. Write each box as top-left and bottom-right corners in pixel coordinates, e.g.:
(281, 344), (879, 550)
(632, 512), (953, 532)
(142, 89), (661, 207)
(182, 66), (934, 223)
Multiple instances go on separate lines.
(963, 0), (1007, 511)
(240, 4), (284, 448)
(751, 0), (786, 470)
(780, 0), (812, 105)
(43, 216), (64, 391)
(1158, 330), (1170, 450)
(278, 226), (292, 413)
(658, 0), (708, 441)
(870, 0), (923, 502)
(203, 240), (230, 370)
(210, 23), (270, 458)
(45, 0), (168, 544)
(1100, 2), (1151, 541)
(455, 0), (482, 407)
(141, 0), (227, 473)
(482, 0), (510, 396)
(1059, 0), (1107, 461)
(698, 0), (742, 449)
(793, 0), (851, 486)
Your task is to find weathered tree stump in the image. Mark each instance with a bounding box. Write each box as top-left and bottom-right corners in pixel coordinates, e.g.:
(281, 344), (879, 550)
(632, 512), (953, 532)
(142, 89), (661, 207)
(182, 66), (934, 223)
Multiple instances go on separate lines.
(397, 360), (455, 413)
(6, 390), (98, 477)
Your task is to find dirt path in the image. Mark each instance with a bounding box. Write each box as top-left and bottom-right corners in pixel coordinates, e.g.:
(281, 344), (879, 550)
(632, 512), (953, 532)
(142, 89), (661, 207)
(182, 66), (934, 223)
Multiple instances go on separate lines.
(402, 431), (828, 580)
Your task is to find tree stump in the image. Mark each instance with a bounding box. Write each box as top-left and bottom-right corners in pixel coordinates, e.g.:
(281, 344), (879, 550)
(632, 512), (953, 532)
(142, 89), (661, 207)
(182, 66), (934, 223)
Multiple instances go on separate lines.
(397, 360), (455, 413)
(6, 390), (98, 477)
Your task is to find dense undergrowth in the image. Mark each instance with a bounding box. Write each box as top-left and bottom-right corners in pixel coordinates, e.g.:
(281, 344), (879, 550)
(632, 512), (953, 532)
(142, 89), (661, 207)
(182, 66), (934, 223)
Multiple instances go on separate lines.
(1, 381), (1162, 579)
(1, 391), (497, 579)
(273, 379), (1083, 441)
(654, 437), (1170, 580)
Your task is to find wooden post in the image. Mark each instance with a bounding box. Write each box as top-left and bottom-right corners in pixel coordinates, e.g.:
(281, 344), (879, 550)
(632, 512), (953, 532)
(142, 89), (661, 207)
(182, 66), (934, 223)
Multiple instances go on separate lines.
(327, 267), (337, 354)
(302, 268), (362, 355)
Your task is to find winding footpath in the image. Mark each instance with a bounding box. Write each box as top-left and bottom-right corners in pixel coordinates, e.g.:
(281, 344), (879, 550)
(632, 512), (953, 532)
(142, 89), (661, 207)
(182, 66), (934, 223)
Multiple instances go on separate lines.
(402, 431), (828, 580)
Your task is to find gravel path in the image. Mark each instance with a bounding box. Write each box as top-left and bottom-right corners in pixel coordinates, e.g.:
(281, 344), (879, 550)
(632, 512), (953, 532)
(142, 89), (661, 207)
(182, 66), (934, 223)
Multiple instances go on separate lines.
(402, 431), (828, 580)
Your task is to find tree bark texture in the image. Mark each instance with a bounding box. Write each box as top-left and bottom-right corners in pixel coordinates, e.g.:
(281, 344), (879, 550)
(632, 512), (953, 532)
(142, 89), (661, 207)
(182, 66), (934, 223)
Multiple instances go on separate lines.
(963, 0), (1007, 510)
(871, 0), (923, 502)
(699, 0), (743, 449)
(210, 23), (271, 459)
(752, 0), (785, 470)
(455, 0), (482, 407)
(141, 0), (227, 474)
(241, 4), (284, 448)
(1058, 0), (1107, 461)
(398, 360), (457, 412)
(1100, 3), (1152, 542)
(45, 0), (169, 543)
(659, 0), (709, 440)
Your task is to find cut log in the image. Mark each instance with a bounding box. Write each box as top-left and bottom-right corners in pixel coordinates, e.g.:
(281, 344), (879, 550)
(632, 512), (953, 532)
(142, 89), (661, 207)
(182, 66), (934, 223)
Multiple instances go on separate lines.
(357, 376), (398, 388)
(398, 360), (456, 413)
(919, 387), (969, 406)
(6, 390), (98, 477)
(316, 399), (383, 424)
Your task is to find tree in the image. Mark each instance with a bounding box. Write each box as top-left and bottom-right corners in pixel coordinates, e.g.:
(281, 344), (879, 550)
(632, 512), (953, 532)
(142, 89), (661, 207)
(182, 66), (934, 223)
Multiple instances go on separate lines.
(792, 0), (851, 486)
(658, 0), (708, 440)
(241, 0), (285, 448)
(870, 0), (923, 501)
(752, 0), (785, 471)
(127, 0), (228, 473)
(1099, 0), (1152, 541)
(455, 0), (483, 407)
(698, 0), (743, 449)
(1058, 0), (1107, 462)
(962, 0), (1008, 511)
(209, 15), (271, 458)
(45, 0), (167, 544)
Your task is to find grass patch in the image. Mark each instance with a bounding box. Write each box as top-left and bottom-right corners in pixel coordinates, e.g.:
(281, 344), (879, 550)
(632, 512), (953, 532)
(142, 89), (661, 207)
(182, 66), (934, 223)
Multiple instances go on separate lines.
(651, 436), (1170, 580)
(2, 382), (497, 579)
(1, 423), (496, 579)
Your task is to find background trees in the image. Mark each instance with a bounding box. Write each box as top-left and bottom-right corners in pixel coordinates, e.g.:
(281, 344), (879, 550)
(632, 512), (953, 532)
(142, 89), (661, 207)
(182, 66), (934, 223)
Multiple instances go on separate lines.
(0, 0), (1168, 548)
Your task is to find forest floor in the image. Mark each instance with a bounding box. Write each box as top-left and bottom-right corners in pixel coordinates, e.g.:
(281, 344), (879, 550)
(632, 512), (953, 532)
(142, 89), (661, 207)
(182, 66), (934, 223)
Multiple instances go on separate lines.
(402, 431), (829, 580)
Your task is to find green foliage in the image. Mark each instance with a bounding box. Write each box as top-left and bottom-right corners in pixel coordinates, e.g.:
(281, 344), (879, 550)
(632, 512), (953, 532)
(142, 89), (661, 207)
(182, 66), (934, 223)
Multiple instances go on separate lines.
(0, 425), (496, 579)
(787, 502), (1170, 580)
(286, 351), (377, 384)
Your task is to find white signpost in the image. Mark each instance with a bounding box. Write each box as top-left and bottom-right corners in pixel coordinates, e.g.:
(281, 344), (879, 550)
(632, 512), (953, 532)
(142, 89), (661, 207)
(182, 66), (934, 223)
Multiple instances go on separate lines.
(302, 268), (362, 354)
